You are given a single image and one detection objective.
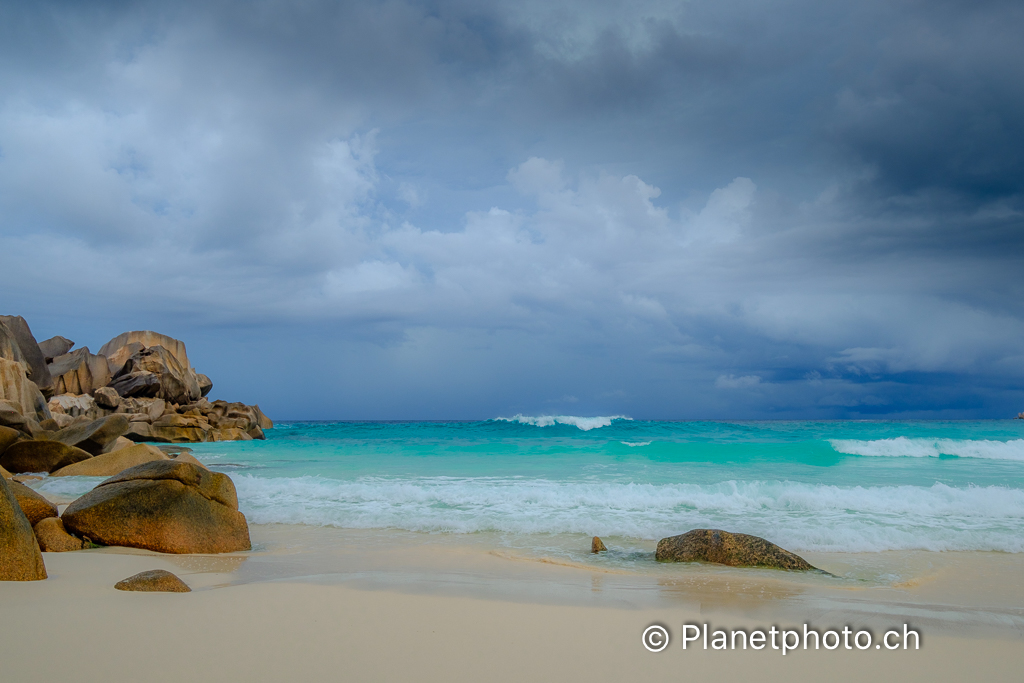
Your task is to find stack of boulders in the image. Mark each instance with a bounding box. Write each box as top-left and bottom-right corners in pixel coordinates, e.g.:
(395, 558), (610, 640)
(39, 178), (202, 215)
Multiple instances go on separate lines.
(0, 315), (271, 443)
(1, 457), (251, 580)
(0, 315), (261, 580)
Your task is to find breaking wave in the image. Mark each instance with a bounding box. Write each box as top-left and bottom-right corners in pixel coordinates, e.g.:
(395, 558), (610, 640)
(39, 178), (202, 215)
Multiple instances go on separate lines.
(493, 415), (632, 431)
(830, 437), (1024, 461)
(233, 475), (1024, 553)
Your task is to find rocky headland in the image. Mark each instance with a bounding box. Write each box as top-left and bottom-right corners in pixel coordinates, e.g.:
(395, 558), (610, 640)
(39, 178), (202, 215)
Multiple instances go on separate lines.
(0, 315), (265, 578)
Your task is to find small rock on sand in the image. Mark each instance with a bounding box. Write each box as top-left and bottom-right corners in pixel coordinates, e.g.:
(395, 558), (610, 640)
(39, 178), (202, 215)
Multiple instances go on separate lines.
(591, 536), (607, 553)
(115, 569), (191, 592)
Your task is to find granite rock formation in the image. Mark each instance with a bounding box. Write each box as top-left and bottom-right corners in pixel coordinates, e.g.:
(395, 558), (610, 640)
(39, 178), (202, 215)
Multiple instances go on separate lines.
(0, 315), (271, 444)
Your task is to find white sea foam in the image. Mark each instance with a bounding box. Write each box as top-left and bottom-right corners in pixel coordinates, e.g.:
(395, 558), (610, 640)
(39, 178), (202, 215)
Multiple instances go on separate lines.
(494, 415), (632, 431)
(233, 475), (1024, 553)
(622, 441), (651, 447)
(830, 437), (1024, 461)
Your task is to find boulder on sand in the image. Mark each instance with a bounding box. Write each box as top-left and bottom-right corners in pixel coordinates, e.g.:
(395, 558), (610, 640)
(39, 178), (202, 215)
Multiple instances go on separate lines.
(0, 476), (47, 580)
(115, 569), (190, 592)
(7, 480), (58, 525)
(51, 443), (168, 477)
(0, 440), (92, 474)
(34, 517), (88, 552)
(655, 529), (816, 571)
(592, 536), (607, 553)
(62, 460), (250, 554)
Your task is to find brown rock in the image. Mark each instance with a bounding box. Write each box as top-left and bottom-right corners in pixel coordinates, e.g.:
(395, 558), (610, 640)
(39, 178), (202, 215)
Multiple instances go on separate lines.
(0, 440), (93, 474)
(51, 443), (169, 477)
(196, 373), (213, 397)
(100, 331), (191, 370)
(34, 517), (87, 552)
(253, 405), (274, 430)
(8, 480), (58, 525)
(0, 359), (52, 424)
(110, 346), (201, 405)
(0, 316), (53, 394)
(0, 424), (20, 455)
(94, 386), (121, 410)
(50, 414), (130, 455)
(655, 529), (815, 571)
(49, 347), (112, 396)
(167, 451), (208, 470)
(0, 464), (11, 479)
(104, 341), (144, 376)
(114, 569), (190, 592)
(108, 436), (134, 452)
(209, 428), (253, 442)
(38, 336), (74, 362)
(0, 475), (47, 580)
(61, 460), (250, 554)
(591, 536), (607, 553)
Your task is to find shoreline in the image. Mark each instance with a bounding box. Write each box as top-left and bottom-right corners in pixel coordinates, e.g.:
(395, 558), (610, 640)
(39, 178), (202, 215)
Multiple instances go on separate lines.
(2, 525), (1022, 682)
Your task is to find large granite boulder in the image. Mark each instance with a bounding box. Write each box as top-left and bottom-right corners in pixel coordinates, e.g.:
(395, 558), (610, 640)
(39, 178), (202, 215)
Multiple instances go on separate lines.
(7, 480), (58, 525)
(34, 517), (88, 552)
(104, 341), (144, 376)
(0, 425), (20, 456)
(38, 336), (74, 363)
(196, 373), (213, 397)
(0, 358), (51, 424)
(0, 316), (53, 395)
(115, 569), (190, 592)
(61, 460), (251, 554)
(0, 476), (47, 580)
(0, 440), (93, 474)
(655, 529), (815, 571)
(50, 414), (130, 455)
(49, 347), (112, 396)
(110, 346), (201, 405)
(100, 331), (191, 371)
(51, 443), (168, 477)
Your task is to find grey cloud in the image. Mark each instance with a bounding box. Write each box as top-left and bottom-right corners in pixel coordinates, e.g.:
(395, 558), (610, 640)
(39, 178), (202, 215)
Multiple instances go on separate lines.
(0, 0), (1022, 418)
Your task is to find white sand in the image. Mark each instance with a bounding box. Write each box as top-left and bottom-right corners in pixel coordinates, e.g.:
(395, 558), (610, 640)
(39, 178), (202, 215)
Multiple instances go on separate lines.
(2, 524), (1023, 682)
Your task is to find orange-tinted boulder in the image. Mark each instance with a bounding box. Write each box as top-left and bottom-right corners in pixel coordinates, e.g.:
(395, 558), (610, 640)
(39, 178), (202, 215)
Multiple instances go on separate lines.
(34, 517), (88, 552)
(62, 460), (250, 554)
(655, 529), (815, 570)
(0, 476), (47, 580)
(7, 480), (58, 525)
(115, 569), (190, 592)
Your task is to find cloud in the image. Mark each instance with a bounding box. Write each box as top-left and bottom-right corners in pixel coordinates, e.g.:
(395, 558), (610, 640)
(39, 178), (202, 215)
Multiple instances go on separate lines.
(716, 375), (763, 389)
(0, 0), (1022, 418)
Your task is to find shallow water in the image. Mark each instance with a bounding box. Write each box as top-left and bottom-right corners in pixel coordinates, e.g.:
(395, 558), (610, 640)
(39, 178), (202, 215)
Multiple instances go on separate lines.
(36, 417), (1024, 564)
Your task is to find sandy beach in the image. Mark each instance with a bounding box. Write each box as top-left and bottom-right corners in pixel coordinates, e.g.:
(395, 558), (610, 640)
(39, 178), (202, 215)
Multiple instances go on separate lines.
(2, 523), (1023, 683)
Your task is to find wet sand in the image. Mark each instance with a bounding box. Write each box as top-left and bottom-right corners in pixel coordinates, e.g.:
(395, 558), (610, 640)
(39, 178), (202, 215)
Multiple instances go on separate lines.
(1, 523), (1022, 682)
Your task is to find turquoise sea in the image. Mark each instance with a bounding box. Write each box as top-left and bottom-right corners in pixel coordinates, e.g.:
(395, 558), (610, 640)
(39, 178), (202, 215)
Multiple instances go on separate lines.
(39, 416), (1024, 558)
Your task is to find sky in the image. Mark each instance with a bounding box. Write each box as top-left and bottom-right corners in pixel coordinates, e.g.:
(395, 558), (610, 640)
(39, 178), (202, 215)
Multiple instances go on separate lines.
(1, 0), (1022, 420)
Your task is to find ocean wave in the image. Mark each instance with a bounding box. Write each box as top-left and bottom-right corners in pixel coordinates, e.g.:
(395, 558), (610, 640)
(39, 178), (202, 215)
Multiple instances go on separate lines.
(829, 437), (1024, 461)
(233, 475), (1024, 553)
(622, 441), (651, 447)
(493, 414), (631, 431)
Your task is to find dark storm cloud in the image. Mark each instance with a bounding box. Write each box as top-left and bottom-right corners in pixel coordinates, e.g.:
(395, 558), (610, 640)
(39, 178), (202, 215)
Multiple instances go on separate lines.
(0, 0), (1021, 418)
